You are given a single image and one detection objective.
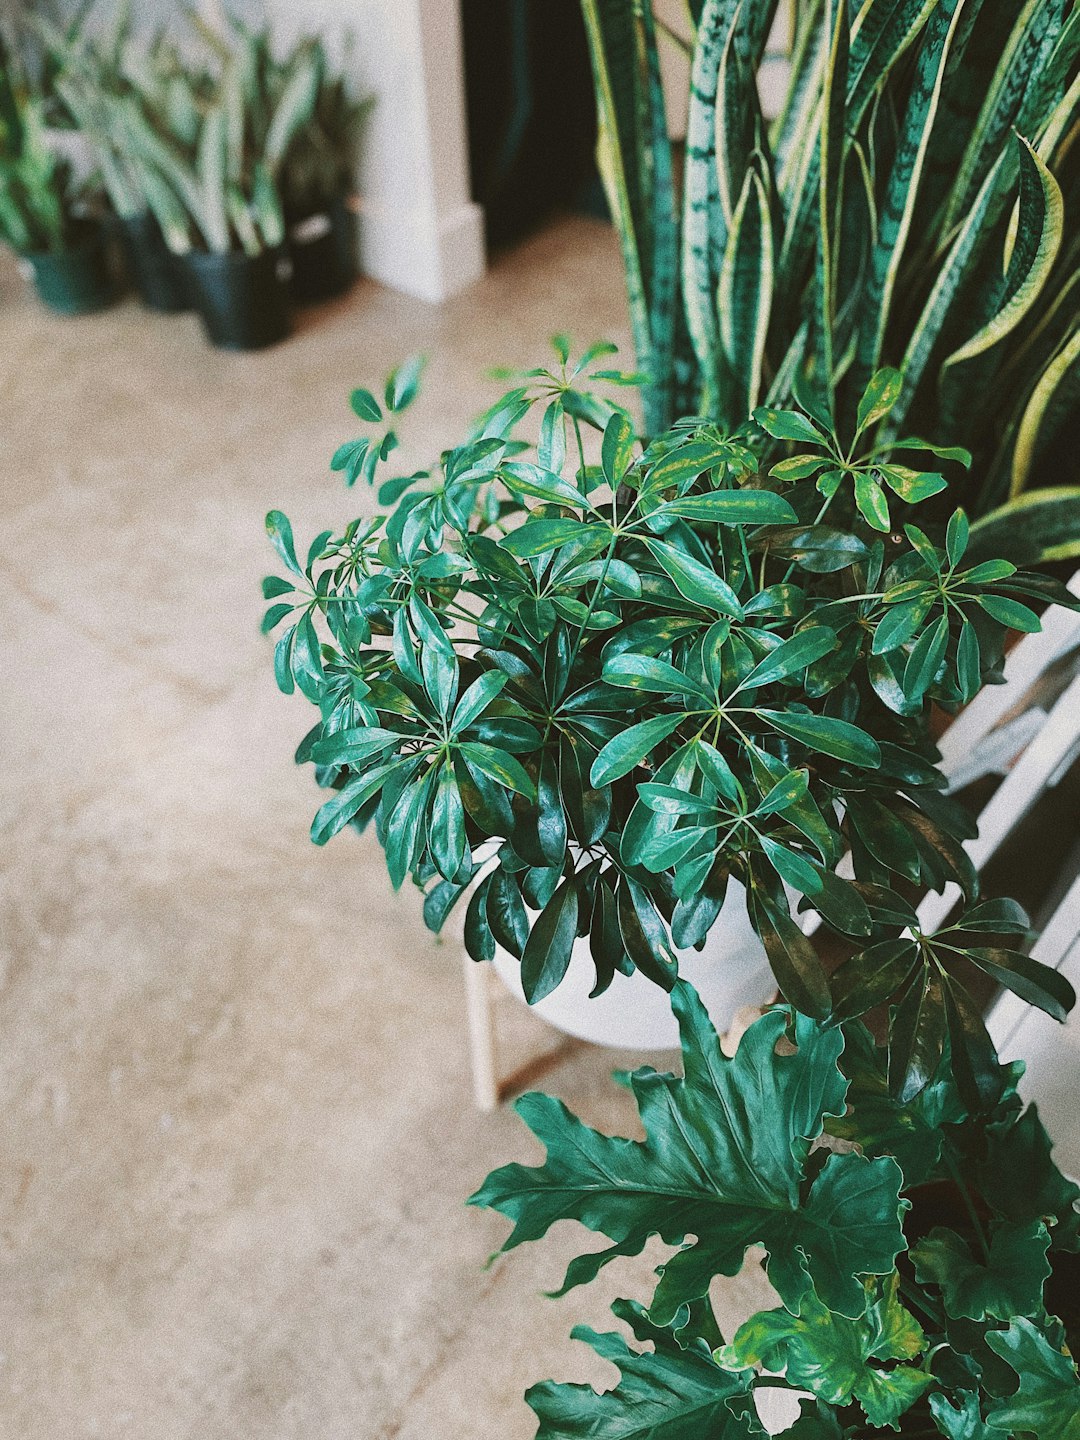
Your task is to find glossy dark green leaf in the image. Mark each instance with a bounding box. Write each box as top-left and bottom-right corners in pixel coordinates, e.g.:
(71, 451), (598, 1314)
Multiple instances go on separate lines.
(501, 519), (601, 557)
(464, 874), (496, 962)
(830, 939), (921, 1023)
(458, 743), (535, 799)
(757, 710), (881, 768)
(966, 946), (1075, 1022)
(749, 887), (831, 1019)
(856, 367), (903, 435)
(590, 713), (686, 787)
(311, 762), (397, 845)
(430, 761), (467, 880)
(902, 614), (948, 699)
(737, 628), (838, 691)
(977, 594), (1042, 632)
(601, 410), (636, 487)
(486, 867), (529, 959)
(471, 988), (904, 1322)
(912, 1220), (1051, 1321)
(521, 878), (579, 1003)
(645, 539), (744, 616)
(888, 967), (946, 1103)
(617, 877), (677, 990)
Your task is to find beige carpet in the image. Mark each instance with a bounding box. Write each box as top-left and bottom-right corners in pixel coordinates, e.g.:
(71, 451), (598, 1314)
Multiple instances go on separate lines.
(0, 218), (777, 1440)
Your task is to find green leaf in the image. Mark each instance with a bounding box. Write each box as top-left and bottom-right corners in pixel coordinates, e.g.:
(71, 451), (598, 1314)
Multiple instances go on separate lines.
(984, 1318), (1080, 1439)
(265, 509), (303, 575)
(757, 711), (882, 768)
(889, 968), (946, 1104)
(470, 989), (905, 1323)
(603, 654), (713, 703)
(829, 939), (921, 1023)
(310, 763), (397, 845)
(748, 888), (832, 1020)
(501, 519), (601, 557)
(349, 386), (383, 421)
(977, 594), (1042, 632)
(946, 510), (969, 568)
(385, 354), (425, 412)
(451, 671), (508, 733)
(645, 539), (744, 616)
(753, 406), (830, 445)
(601, 409), (636, 487)
(978, 1104), (1080, 1251)
(527, 1314), (758, 1440)
(590, 713), (687, 787)
(658, 489), (798, 525)
(737, 628), (838, 691)
(969, 489), (1080, 566)
(521, 878), (579, 1003)
(929, 1391), (994, 1440)
(430, 762), (467, 880)
(856, 368), (903, 436)
(720, 1275), (930, 1430)
(902, 614), (948, 700)
(965, 946), (1075, 1022)
(826, 1022), (966, 1188)
(912, 1220), (1051, 1321)
(853, 472), (890, 532)
(262, 574), (295, 598)
(459, 743), (536, 799)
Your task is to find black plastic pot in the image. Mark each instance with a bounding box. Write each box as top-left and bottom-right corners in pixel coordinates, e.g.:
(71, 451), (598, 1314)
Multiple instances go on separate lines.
(286, 196), (357, 304)
(183, 246), (292, 351)
(24, 221), (115, 315)
(119, 212), (190, 313)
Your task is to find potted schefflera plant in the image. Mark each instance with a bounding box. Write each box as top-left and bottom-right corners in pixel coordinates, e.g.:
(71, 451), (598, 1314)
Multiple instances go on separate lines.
(0, 40), (114, 316)
(264, 344), (1080, 1432)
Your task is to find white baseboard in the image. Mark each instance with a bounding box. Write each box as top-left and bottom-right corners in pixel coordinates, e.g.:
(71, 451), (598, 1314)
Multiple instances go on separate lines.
(354, 197), (486, 304)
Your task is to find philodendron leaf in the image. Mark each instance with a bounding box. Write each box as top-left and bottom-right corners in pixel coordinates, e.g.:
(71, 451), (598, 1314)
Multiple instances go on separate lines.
(825, 1023), (966, 1188)
(470, 986), (906, 1323)
(776, 1399), (848, 1437)
(911, 1220), (1051, 1321)
(719, 1275), (931, 1431)
(527, 1311), (760, 1440)
(929, 1390), (993, 1439)
(984, 1317), (1080, 1439)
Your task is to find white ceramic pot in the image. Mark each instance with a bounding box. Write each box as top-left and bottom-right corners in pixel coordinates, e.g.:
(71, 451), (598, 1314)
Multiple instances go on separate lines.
(492, 880), (774, 1050)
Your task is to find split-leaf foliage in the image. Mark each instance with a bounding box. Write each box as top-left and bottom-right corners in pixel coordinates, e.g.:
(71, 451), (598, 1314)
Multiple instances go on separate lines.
(580, 0), (1080, 559)
(472, 982), (1080, 1437)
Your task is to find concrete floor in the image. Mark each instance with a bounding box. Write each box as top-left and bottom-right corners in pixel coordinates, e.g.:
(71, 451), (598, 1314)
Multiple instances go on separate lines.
(0, 218), (779, 1440)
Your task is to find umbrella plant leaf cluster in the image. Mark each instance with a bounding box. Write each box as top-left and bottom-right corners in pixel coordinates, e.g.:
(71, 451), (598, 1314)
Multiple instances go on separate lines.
(262, 342), (1076, 1088)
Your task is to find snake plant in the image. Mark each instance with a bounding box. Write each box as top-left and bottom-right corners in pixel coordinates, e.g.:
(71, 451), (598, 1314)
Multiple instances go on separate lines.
(0, 38), (82, 254)
(580, 0), (1080, 565)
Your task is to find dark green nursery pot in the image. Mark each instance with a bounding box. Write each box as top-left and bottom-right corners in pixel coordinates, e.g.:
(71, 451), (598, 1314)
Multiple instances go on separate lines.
(119, 212), (190, 313)
(25, 221), (115, 316)
(183, 246), (292, 351)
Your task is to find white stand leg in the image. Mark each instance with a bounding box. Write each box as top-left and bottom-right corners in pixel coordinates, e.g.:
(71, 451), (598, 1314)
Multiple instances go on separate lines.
(463, 954), (499, 1112)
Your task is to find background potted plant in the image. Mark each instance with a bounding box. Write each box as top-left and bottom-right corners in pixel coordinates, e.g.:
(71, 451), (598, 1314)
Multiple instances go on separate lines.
(261, 342), (1075, 1054)
(194, 11), (369, 305)
(110, 27), (319, 350)
(579, 0), (1080, 567)
(0, 37), (114, 316)
(33, 5), (194, 314)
